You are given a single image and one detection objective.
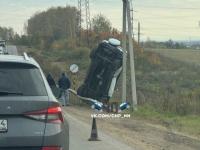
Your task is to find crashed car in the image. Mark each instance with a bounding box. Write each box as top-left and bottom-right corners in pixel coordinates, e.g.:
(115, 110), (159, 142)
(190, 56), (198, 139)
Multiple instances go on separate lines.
(78, 38), (123, 103)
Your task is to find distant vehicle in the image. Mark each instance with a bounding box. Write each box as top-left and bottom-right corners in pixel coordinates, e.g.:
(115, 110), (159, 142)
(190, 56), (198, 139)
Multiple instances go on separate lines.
(0, 40), (8, 54)
(0, 46), (3, 54)
(0, 53), (69, 150)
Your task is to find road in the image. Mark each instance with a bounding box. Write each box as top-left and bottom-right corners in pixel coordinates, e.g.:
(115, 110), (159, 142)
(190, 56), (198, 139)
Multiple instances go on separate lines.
(63, 110), (134, 150)
(63, 106), (200, 150)
(7, 45), (18, 55)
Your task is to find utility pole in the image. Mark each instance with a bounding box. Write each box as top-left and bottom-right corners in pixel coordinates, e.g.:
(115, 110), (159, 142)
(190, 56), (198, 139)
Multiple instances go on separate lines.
(77, 0), (91, 46)
(138, 22), (140, 47)
(78, 0), (82, 44)
(122, 0), (127, 103)
(121, 0), (137, 110)
(127, 0), (138, 110)
(129, 0), (134, 38)
(85, 0), (91, 46)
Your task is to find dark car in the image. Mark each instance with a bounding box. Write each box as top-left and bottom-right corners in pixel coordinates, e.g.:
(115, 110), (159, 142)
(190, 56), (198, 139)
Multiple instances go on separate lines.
(0, 53), (69, 150)
(77, 39), (123, 102)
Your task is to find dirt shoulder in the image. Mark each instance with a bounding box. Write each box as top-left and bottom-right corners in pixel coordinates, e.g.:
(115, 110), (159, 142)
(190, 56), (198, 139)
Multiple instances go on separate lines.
(64, 106), (200, 150)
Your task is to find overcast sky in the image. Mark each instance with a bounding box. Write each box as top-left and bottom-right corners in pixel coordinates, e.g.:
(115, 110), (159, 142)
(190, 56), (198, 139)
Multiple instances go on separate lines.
(0, 0), (200, 41)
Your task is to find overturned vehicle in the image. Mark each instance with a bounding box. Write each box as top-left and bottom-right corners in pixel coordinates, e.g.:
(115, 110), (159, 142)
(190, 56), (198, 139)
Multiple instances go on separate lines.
(77, 39), (123, 103)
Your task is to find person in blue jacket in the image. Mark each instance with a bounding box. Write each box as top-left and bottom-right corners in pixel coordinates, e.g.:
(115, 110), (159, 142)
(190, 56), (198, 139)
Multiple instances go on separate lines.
(58, 73), (71, 106)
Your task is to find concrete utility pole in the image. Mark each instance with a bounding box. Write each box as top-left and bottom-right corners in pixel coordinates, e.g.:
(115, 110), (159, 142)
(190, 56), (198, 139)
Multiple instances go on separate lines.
(138, 22), (140, 47)
(122, 0), (127, 103)
(126, 0), (138, 110)
(129, 0), (134, 38)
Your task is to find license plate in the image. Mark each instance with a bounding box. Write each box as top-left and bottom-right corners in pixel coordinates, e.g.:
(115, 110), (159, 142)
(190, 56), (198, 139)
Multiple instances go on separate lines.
(0, 120), (8, 132)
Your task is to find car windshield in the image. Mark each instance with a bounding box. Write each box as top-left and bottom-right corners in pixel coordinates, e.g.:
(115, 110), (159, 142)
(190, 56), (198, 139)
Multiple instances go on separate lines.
(0, 62), (47, 96)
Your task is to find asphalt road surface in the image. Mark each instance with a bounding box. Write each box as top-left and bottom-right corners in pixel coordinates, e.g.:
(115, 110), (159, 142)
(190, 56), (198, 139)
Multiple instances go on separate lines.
(7, 45), (18, 55)
(63, 110), (134, 150)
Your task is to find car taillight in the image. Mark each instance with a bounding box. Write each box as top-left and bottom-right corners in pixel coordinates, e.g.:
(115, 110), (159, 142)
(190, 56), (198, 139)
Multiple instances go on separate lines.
(25, 106), (64, 124)
(42, 147), (62, 150)
(47, 106), (64, 123)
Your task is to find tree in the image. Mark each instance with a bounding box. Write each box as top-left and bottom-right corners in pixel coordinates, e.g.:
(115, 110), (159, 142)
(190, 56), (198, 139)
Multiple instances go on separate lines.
(26, 6), (79, 49)
(91, 14), (112, 34)
(0, 27), (15, 40)
(165, 39), (174, 48)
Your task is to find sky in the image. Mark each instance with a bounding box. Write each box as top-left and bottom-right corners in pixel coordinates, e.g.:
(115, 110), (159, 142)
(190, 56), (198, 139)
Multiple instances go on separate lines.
(0, 0), (200, 41)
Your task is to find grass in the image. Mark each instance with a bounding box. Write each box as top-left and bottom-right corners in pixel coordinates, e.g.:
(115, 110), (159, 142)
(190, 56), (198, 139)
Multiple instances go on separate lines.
(133, 105), (200, 138)
(146, 48), (200, 65)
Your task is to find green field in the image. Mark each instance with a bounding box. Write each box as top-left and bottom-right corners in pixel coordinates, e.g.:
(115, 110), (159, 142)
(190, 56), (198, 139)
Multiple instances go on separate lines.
(146, 48), (200, 65)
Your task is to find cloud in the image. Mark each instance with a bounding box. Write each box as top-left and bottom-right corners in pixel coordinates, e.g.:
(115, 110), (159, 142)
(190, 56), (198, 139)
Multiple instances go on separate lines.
(0, 0), (200, 40)
(0, 0), (67, 34)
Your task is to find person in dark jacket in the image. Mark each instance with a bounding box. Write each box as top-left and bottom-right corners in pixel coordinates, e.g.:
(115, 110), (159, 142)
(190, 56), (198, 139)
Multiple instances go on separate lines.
(46, 73), (56, 87)
(58, 73), (71, 90)
(58, 73), (71, 106)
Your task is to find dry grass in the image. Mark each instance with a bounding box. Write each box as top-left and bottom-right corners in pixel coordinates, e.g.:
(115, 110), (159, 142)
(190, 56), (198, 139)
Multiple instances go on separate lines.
(146, 48), (200, 65)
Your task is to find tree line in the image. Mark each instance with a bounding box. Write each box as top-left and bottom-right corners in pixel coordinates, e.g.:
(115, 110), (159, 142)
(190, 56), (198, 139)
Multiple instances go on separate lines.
(0, 27), (15, 41)
(0, 6), (120, 50)
(0, 5), (189, 50)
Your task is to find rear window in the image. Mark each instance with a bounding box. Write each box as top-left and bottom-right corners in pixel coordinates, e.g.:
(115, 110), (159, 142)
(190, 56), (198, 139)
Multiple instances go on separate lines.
(0, 62), (47, 96)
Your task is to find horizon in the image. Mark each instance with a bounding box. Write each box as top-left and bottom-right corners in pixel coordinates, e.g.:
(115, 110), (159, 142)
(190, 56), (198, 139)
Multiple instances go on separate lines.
(0, 0), (200, 41)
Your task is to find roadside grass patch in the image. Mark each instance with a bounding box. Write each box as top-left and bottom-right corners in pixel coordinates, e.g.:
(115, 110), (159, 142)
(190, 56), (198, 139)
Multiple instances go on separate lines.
(133, 105), (200, 137)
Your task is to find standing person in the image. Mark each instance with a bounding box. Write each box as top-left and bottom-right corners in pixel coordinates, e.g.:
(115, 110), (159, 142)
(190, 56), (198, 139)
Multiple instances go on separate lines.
(58, 73), (71, 106)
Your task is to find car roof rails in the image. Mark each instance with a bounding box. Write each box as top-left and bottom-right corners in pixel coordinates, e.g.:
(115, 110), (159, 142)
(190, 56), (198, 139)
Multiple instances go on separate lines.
(23, 52), (30, 61)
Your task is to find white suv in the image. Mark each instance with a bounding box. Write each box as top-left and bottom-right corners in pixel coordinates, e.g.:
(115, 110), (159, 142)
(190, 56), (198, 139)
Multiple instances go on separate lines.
(0, 53), (69, 150)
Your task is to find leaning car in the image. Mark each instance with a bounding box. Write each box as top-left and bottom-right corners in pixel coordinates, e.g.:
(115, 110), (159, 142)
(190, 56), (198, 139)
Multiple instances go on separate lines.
(0, 53), (69, 150)
(78, 39), (123, 103)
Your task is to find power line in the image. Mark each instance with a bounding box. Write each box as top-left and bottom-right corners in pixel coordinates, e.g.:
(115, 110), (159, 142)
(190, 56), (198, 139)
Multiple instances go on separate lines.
(138, 22), (140, 46)
(140, 27), (200, 30)
(135, 15), (200, 19)
(132, 21), (192, 28)
(135, 5), (200, 10)
(135, 10), (200, 18)
(141, 32), (200, 37)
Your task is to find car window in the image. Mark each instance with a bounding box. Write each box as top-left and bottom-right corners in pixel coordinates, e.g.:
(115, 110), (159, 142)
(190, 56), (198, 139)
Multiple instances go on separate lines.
(0, 62), (47, 96)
